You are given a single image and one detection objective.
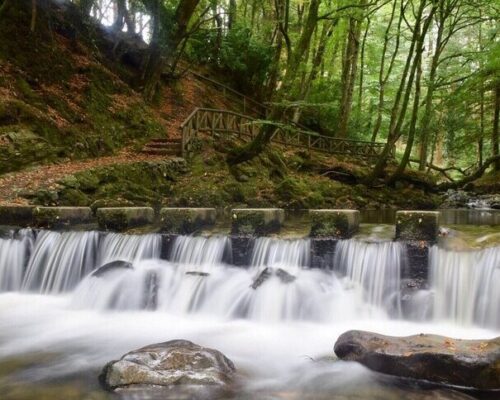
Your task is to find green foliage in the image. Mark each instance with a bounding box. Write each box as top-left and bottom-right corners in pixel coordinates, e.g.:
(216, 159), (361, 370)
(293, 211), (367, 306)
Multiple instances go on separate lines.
(188, 24), (273, 93)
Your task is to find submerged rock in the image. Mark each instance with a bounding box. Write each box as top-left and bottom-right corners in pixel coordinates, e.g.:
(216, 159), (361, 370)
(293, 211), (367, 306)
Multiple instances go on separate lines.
(334, 330), (500, 390)
(100, 340), (236, 393)
(251, 267), (297, 289)
(91, 260), (133, 277)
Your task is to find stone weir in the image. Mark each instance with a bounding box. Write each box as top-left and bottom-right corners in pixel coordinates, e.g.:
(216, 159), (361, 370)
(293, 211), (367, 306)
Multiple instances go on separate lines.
(0, 206), (440, 284)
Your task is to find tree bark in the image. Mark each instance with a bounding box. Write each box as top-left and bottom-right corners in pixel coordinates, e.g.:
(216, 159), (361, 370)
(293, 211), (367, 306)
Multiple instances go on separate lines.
(438, 155), (500, 190)
(387, 48), (423, 184)
(112, 0), (134, 33)
(228, 0), (237, 29)
(142, 0), (201, 101)
(357, 16), (370, 116)
(418, 2), (445, 170)
(371, 0), (400, 142)
(337, 6), (364, 138)
(493, 84), (500, 171)
(367, 0), (436, 185)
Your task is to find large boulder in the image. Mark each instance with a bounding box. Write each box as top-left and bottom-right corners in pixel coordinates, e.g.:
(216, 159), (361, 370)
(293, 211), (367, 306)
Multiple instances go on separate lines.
(334, 330), (500, 390)
(100, 340), (236, 393)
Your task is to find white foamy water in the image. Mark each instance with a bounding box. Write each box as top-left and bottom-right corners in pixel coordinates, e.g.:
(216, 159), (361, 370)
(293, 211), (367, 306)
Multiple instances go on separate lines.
(430, 245), (500, 329)
(0, 231), (499, 397)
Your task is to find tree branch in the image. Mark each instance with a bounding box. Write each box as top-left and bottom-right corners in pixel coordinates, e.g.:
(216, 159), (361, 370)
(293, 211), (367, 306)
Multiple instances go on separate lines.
(438, 155), (500, 190)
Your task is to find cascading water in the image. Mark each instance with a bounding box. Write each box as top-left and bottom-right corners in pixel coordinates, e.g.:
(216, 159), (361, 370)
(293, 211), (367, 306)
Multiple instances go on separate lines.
(21, 230), (99, 293)
(97, 232), (162, 265)
(430, 245), (500, 329)
(0, 229), (499, 398)
(333, 240), (404, 316)
(251, 237), (310, 269)
(0, 229), (34, 291)
(169, 235), (231, 267)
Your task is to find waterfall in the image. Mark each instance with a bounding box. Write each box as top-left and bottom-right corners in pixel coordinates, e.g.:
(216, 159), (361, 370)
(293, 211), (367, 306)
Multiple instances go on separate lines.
(0, 229), (34, 291)
(22, 230), (99, 293)
(97, 233), (161, 266)
(0, 229), (499, 329)
(430, 246), (500, 329)
(250, 237), (310, 269)
(72, 236), (367, 322)
(169, 235), (230, 267)
(333, 240), (404, 315)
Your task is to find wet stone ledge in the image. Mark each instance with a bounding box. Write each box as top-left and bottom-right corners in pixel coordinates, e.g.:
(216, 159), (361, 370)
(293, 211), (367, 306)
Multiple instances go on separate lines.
(395, 211), (440, 242)
(160, 207), (216, 234)
(310, 238), (337, 269)
(96, 207), (154, 231)
(309, 209), (360, 239)
(33, 206), (92, 228)
(0, 205), (35, 226)
(230, 236), (255, 267)
(231, 208), (285, 236)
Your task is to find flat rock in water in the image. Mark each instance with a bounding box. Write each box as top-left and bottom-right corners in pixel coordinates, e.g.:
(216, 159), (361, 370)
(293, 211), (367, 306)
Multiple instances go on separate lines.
(100, 339), (236, 393)
(334, 330), (500, 390)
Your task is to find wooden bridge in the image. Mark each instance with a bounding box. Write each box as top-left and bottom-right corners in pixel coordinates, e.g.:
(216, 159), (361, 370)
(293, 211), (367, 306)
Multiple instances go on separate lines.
(180, 108), (391, 159)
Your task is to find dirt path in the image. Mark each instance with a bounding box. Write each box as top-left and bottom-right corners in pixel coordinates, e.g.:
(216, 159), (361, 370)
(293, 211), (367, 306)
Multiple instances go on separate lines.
(0, 149), (167, 205)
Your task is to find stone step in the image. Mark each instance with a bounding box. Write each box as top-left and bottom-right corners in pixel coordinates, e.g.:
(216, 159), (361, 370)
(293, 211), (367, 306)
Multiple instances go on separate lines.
(149, 138), (182, 144)
(145, 142), (182, 149)
(141, 148), (181, 156)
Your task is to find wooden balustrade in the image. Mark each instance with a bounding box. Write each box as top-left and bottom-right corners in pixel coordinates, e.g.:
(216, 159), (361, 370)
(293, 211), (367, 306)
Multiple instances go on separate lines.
(180, 108), (391, 159)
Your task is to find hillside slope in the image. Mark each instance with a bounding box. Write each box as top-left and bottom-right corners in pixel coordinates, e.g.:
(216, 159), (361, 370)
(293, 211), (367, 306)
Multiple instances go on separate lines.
(0, 0), (444, 210)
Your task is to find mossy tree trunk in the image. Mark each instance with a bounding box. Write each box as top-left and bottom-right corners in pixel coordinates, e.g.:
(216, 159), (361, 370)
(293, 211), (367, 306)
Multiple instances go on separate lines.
(142, 0), (201, 101)
(493, 84), (500, 171)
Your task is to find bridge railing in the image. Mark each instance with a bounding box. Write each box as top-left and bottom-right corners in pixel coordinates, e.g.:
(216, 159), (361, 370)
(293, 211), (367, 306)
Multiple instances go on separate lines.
(180, 108), (391, 159)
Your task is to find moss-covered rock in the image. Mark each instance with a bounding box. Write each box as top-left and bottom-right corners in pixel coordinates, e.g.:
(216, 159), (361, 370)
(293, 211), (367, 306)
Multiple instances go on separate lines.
(96, 207), (155, 231)
(231, 208), (285, 236)
(33, 206), (92, 228)
(395, 211), (440, 242)
(309, 210), (360, 238)
(160, 208), (216, 234)
(26, 159), (187, 207)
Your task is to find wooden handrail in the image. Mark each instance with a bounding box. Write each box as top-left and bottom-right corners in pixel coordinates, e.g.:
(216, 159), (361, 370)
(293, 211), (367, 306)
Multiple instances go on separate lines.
(189, 72), (312, 131)
(180, 108), (391, 159)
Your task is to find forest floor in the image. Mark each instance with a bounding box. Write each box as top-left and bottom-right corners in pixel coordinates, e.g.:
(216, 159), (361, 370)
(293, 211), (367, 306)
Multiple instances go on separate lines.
(0, 149), (168, 205)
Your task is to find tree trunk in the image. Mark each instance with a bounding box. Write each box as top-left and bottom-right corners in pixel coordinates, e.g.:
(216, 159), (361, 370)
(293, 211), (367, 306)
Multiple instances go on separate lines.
(371, 0), (400, 142)
(493, 84), (500, 171)
(387, 50), (422, 184)
(357, 16), (370, 116)
(367, 0), (436, 184)
(418, 9), (443, 170)
(142, 0), (201, 101)
(337, 9), (364, 138)
(293, 19), (335, 122)
(112, 0), (134, 33)
(228, 0), (237, 29)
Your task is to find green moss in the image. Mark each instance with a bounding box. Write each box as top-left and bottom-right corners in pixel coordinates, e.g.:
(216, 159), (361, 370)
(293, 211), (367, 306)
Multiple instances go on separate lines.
(160, 208), (216, 234)
(309, 210), (360, 238)
(96, 207), (154, 231)
(395, 211), (440, 242)
(231, 209), (284, 235)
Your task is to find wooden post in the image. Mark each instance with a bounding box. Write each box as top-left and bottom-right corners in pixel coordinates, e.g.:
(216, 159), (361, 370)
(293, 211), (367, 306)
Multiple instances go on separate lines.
(243, 97), (247, 114)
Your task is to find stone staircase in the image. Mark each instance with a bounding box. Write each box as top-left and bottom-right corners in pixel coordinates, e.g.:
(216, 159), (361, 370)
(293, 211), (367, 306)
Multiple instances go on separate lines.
(141, 138), (182, 157)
